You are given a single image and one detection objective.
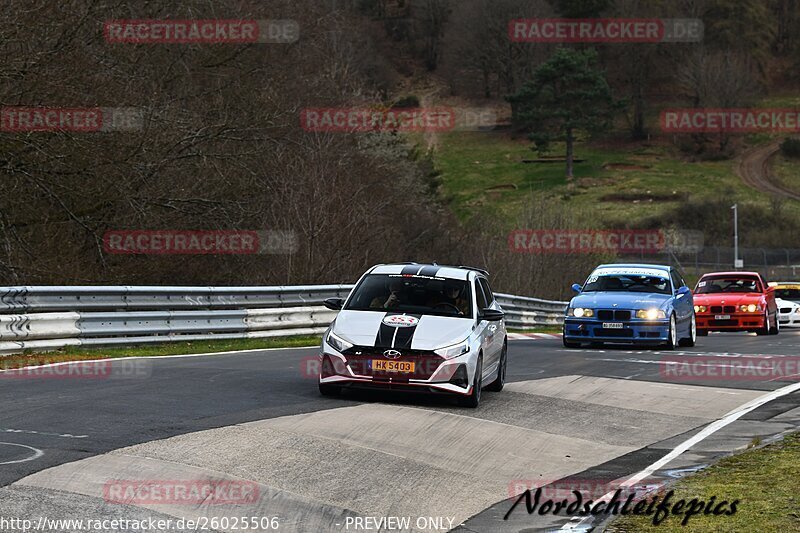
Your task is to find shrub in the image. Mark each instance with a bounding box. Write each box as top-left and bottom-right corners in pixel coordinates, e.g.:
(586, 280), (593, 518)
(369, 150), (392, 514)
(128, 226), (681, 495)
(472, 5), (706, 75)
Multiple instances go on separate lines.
(394, 95), (421, 108)
(780, 138), (800, 158)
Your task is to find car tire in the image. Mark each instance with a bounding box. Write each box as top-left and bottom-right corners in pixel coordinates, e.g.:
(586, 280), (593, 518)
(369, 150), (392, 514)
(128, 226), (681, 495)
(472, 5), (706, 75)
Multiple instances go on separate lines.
(697, 329), (709, 336)
(769, 312), (780, 335)
(485, 343), (506, 392)
(664, 314), (678, 350)
(319, 384), (341, 397)
(757, 310), (770, 336)
(458, 355), (482, 408)
(678, 313), (697, 347)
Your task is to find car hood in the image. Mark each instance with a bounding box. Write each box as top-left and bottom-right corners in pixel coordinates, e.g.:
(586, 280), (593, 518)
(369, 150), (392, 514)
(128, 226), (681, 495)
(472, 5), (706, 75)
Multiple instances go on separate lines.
(570, 292), (672, 310)
(693, 293), (763, 306)
(777, 298), (800, 309)
(331, 310), (474, 351)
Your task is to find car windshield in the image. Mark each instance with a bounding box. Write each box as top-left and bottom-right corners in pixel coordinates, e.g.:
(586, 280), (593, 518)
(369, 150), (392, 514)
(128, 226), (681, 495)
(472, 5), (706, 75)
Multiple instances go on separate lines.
(344, 274), (472, 318)
(696, 277), (760, 294)
(582, 274), (671, 294)
(775, 288), (800, 301)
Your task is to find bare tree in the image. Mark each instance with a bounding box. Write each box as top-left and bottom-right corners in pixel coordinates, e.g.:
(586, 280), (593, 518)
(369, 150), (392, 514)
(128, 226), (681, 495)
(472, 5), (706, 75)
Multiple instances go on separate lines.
(676, 49), (763, 154)
(410, 0), (451, 70)
(441, 0), (554, 98)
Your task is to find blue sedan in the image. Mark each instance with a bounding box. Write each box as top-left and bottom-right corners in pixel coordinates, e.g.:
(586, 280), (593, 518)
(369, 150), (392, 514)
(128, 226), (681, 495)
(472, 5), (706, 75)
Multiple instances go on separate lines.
(563, 264), (696, 349)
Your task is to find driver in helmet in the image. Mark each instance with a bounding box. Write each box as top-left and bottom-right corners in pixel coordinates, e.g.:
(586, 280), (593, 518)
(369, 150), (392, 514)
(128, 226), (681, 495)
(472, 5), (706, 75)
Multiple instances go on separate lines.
(428, 281), (468, 315)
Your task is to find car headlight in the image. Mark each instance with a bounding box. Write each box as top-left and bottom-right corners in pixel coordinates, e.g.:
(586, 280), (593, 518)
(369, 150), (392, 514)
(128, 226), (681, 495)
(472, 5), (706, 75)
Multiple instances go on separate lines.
(568, 308), (594, 318)
(434, 340), (470, 359)
(636, 309), (666, 320)
(694, 305), (707, 313)
(739, 304), (761, 313)
(795, 308), (800, 315)
(326, 330), (353, 353)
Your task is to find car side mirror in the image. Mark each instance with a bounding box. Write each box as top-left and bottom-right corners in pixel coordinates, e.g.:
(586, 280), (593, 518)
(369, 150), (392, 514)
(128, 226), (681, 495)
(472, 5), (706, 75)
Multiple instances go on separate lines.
(480, 308), (504, 321)
(323, 298), (344, 311)
(676, 286), (691, 299)
(571, 283), (583, 294)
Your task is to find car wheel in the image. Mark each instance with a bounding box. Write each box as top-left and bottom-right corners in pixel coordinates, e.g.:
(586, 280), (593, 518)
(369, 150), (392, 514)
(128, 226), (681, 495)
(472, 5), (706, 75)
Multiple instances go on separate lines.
(664, 314), (678, 350)
(770, 312), (780, 335)
(697, 328), (709, 336)
(458, 355), (482, 408)
(757, 310), (770, 336)
(485, 343), (506, 392)
(319, 383), (341, 397)
(678, 313), (696, 347)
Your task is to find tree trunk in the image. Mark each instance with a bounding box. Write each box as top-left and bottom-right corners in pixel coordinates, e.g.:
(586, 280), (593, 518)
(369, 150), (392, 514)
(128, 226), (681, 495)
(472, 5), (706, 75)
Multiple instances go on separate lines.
(631, 86), (646, 140)
(565, 127), (574, 180)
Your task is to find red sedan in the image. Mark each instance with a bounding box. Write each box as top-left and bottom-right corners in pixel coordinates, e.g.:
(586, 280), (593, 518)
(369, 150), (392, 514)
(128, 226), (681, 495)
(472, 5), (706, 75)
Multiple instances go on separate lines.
(693, 271), (779, 336)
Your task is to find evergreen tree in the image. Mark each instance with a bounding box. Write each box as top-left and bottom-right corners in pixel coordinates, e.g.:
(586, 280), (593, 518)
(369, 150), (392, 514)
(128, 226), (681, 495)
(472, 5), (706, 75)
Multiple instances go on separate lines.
(508, 48), (624, 179)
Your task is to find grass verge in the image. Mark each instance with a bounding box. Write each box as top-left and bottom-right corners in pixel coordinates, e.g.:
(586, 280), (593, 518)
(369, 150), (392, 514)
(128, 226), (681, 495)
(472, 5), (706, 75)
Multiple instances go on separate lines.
(608, 431), (800, 532)
(771, 153), (800, 196)
(0, 335), (321, 369)
(432, 131), (762, 226)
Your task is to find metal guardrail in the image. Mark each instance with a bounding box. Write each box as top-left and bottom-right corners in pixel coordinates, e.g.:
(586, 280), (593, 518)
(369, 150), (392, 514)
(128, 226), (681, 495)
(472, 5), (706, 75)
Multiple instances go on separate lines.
(495, 293), (567, 328)
(0, 285), (567, 355)
(0, 285), (353, 313)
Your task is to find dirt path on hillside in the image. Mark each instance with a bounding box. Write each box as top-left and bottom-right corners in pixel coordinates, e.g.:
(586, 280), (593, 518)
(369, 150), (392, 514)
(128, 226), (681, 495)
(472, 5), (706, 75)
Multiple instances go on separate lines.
(736, 140), (800, 200)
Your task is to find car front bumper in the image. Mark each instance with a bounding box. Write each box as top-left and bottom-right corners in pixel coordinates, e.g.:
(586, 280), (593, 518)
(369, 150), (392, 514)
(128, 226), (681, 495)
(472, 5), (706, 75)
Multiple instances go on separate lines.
(317, 350), (475, 396)
(778, 311), (800, 327)
(695, 313), (765, 331)
(563, 318), (670, 343)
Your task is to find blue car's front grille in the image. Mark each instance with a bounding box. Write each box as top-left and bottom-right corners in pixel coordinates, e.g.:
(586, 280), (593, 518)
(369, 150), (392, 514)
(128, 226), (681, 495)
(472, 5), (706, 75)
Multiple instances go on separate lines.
(597, 310), (631, 321)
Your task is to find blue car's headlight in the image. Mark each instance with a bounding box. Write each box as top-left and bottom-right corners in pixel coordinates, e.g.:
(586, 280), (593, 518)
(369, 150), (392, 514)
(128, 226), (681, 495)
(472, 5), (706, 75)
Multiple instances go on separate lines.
(636, 309), (666, 320)
(568, 307), (594, 317)
(326, 330), (353, 352)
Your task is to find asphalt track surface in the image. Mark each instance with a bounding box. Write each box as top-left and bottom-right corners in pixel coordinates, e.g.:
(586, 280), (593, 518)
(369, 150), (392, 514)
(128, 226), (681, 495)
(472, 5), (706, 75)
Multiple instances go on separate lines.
(1, 331), (799, 532)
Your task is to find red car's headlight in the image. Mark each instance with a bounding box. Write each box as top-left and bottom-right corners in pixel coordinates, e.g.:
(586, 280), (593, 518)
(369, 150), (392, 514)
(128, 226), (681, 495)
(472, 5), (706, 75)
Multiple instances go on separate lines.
(738, 304), (761, 313)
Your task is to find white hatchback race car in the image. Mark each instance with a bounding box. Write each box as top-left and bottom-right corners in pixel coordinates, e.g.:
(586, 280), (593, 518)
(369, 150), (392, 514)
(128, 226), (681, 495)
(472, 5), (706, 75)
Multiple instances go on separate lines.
(318, 263), (507, 407)
(774, 282), (800, 328)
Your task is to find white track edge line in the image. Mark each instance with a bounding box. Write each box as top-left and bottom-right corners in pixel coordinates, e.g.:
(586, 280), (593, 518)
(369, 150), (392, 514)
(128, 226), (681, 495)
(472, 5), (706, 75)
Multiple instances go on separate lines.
(559, 380), (800, 530)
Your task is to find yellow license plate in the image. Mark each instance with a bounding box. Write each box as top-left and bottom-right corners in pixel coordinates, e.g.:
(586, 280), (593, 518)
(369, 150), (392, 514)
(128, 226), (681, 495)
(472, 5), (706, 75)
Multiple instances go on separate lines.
(371, 360), (415, 373)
